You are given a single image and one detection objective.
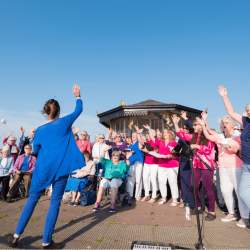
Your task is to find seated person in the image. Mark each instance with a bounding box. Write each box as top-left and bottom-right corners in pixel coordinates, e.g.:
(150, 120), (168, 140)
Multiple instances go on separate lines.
(65, 151), (96, 206)
(0, 145), (14, 201)
(93, 150), (131, 213)
(7, 144), (36, 199)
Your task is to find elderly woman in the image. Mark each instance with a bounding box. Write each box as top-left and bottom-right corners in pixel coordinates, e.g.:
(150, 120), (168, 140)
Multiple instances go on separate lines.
(10, 85), (84, 248)
(65, 151), (96, 206)
(0, 145), (14, 201)
(3, 136), (19, 163)
(200, 114), (249, 225)
(76, 131), (92, 154)
(218, 85), (250, 228)
(93, 150), (130, 213)
(7, 144), (36, 200)
(92, 134), (110, 164)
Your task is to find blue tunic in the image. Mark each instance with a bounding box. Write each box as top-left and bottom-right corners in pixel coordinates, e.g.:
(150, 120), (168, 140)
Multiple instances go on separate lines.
(29, 99), (85, 193)
(129, 141), (144, 165)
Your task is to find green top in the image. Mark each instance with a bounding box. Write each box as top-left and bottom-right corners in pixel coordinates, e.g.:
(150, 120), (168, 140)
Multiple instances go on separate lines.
(100, 158), (129, 180)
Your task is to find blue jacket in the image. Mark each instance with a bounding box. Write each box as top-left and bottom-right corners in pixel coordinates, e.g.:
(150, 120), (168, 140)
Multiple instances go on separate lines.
(29, 98), (85, 192)
(129, 141), (144, 165)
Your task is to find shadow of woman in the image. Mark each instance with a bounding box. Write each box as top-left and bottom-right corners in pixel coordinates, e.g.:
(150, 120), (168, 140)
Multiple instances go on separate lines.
(58, 201), (136, 246)
(2, 200), (136, 249)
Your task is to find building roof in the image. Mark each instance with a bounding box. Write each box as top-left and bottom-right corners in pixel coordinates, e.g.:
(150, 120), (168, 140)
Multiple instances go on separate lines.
(97, 99), (202, 127)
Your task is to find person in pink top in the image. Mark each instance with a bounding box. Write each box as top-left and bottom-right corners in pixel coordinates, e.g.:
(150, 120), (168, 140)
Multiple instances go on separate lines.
(190, 117), (216, 221)
(140, 130), (159, 203)
(76, 131), (92, 154)
(200, 114), (250, 225)
(155, 129), (179, 206)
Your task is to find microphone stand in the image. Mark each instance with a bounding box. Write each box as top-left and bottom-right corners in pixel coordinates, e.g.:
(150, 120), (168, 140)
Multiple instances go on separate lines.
(152, 113), (207, 250)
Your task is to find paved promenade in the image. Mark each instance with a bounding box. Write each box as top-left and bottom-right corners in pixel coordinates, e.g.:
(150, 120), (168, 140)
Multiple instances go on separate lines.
(0, 196), (250, 249)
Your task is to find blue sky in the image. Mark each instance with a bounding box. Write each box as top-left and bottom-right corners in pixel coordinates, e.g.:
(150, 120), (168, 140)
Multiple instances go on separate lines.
(0, 0), (249, 142)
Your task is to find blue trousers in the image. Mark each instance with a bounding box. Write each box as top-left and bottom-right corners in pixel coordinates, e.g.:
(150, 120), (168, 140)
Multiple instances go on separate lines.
(15, 176), (68, 244)
(179, 158), (195, 209)
(239, 164), (250, 216)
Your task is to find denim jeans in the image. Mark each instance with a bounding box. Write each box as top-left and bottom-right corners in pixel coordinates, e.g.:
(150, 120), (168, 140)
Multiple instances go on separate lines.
(239, 164), (250, 219)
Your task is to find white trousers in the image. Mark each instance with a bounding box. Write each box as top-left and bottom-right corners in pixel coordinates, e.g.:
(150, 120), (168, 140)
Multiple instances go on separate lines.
(126, 162), (143, 199)
(158, 167), (179, 200)
(143, 164), (158, 199)
(100, 178), (123, 189)
(220, 167), (250, 218)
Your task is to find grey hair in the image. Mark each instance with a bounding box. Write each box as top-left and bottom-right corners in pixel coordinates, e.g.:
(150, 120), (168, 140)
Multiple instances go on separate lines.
(220, 115), (237, 128)
(245, 104), (250, 111)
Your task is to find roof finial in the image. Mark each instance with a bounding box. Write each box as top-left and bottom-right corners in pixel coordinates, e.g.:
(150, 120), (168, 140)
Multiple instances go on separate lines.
(120, 100), (126, 106)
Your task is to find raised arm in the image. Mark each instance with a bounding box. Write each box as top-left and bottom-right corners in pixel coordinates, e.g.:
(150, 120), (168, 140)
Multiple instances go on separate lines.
(62, 84), (83, 128)
(218, 85), (242, 125)
(143, 124), (156, 141)
(134, 125), (145, 145)
(197, 117), (217, 143)
(172, 114), (181, 132)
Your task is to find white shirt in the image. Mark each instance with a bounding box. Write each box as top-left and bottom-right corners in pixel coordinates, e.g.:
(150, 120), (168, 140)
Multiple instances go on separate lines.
(92, 142), (110, 163)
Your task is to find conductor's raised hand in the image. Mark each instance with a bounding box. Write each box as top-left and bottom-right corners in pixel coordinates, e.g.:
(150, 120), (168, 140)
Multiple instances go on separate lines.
(73, 84), (81, 98)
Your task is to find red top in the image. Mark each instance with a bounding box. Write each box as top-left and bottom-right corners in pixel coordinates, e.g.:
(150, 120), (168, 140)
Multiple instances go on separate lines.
(76, 139), (92, 154)
(144, 140), (157, 165)
(156, 139), (179, 168)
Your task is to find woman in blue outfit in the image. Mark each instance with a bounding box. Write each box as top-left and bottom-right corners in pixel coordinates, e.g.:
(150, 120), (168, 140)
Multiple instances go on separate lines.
(10, 85), (85, 248)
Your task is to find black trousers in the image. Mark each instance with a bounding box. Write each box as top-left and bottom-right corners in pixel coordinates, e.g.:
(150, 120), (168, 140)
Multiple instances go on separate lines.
(0, 176), (10, 200)
(179, 157), (195, 209)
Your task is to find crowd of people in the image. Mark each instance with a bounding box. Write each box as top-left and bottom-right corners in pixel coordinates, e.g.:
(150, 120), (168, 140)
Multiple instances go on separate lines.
(1, 85), (250, 247)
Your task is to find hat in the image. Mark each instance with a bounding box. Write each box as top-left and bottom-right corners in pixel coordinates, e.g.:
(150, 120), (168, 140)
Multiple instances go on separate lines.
(2, 145), (10, 152)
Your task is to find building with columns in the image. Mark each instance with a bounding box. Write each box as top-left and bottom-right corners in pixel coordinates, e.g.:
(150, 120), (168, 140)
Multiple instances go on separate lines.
(97, 99), (202, 134)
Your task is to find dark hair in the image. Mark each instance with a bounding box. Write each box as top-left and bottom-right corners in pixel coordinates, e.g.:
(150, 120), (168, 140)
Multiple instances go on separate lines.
(191, 132), (209, 146)
(42, 99), (60, 119)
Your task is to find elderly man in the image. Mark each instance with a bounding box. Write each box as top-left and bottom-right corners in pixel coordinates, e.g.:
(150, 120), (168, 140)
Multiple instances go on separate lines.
(7, 144), (36, 200)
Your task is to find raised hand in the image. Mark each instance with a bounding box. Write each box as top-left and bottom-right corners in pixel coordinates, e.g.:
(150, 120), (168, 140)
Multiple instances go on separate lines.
(128, 120), (134, 130)
(143, 124), (150, 130)
(72, 127), (80, 135)
(73, 84), (81, 98)
(201, 111), (208, 121)
(20, 126), (25, 134)
(172, 114), (180, 124)
(103, 145), (112, 152)
(218, 85), (228, 97)
(134, 125), (143, 134)
(180, 111), (188, 120)
(125, 151), (133, 160)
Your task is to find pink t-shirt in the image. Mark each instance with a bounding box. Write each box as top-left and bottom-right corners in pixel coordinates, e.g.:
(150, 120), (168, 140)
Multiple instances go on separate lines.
(156, 139), (179, 168)
(214, 134), (242, 168)
(144, 140), (157, 165)
(76, 139), (92, 154)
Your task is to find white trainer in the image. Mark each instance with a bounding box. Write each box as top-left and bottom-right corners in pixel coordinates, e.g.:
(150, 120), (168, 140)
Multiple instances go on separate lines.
(221, 214), (237, 223)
